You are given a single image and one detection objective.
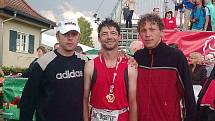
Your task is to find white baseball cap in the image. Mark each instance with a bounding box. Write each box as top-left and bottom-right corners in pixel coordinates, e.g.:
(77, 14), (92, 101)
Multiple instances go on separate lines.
(56, 18), (80, 34)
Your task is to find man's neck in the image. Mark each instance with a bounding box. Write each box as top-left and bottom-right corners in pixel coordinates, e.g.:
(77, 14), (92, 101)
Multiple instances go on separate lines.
(103, 48), (119, 60)
(146, 39), (161, 50)
(102, 48), (119, 68)
(57, 47), (75, 57)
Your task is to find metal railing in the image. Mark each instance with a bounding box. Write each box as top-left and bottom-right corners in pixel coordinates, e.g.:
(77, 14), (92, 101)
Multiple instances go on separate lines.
(119, 26), (138, 50)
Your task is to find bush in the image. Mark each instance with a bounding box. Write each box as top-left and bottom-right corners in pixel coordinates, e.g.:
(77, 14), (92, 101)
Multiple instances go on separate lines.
(1, 66), (27, 76)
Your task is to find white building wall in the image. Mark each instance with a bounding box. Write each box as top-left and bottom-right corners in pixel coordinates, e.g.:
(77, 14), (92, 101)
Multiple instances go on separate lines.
(3, 20), (41, 68)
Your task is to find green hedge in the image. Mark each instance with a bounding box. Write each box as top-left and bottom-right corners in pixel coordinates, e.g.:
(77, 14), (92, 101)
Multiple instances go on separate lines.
(1, 66), (27, 76)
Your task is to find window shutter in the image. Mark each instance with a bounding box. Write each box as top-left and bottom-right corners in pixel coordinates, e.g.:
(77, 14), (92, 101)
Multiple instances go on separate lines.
(28, 35), (34, 54)
(9, 30), (17, 52)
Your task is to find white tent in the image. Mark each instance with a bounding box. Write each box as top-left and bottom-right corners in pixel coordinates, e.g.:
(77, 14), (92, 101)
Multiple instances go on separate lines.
(41, 34), (94, 52)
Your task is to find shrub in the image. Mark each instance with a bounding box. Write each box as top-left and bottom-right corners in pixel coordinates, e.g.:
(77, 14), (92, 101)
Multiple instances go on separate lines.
(1, 66), (27, 76)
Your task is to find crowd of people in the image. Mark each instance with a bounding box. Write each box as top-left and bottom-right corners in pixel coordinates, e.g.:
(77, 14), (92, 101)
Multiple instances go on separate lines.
(160, 0), (215, 31)
(16, 12), (215, 121)
(122, 0), (215, 31)
(163, 0), (215, 31)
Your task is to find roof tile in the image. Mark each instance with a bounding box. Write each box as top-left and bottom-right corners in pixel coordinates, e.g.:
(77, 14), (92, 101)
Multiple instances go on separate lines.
(1, 0), (54, 24)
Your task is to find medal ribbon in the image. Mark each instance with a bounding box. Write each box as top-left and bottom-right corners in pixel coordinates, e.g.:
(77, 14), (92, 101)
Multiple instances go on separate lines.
(100, 55), (121, 103)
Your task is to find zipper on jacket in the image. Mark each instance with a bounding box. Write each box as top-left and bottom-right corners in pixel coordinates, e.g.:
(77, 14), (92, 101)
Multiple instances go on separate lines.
(147, 49), (154, 120)
(150, 50), (154, 68)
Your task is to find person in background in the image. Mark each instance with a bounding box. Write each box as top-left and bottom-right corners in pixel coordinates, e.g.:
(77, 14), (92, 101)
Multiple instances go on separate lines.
(20, 17), (88, 121)
(123, 5), (132, 28)
(213, 0), (215, 30)
(204, 0), (212, 31)
(152, 7), (160, 16)
(183, 0), (195, 30)
(162, 10), (177, 29)
(204, 53), (215, 77)
(189, 52), (207, 86)
(0, 67), (4, 77)
(174, 0), (184, 28)
(75, 45), (83, 53)
(75, 46), (90, 60)
(197, 65), (215, 121)
(127, 0), (135, 28)
(190, 0), (206, 30)
(134, 13), (196, 121)
(189, 52), (207, 102)
(83, 19), (137, 121)
(22, 46), (47, 78)
(53, 42), (59, 50)
(205, 0), (215, 31)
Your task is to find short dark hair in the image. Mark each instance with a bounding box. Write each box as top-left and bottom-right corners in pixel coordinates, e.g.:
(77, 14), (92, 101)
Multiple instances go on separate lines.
(37, 46), (47, 54)
(137, 13), (165, 32)
(165, 11), (173, 18)
(97, 18), (120, 38)
(54, 42), (60, 49)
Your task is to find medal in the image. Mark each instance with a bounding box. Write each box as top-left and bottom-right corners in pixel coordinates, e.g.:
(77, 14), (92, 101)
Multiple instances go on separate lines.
(106, 93), (115, 103)
(106, 84), (115, 103)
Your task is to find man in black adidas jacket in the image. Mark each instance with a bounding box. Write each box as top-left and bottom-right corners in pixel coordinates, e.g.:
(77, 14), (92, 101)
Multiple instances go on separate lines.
(20, 17), (88, 121)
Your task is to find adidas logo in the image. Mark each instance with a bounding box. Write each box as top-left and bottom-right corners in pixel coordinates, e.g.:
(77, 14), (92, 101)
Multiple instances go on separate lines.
(56, 70), (83, 79)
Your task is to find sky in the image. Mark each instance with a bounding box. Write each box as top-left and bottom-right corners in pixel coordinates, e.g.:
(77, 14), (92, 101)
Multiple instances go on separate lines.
(26, 0), (119, 48)
(26, 0), (118, 21)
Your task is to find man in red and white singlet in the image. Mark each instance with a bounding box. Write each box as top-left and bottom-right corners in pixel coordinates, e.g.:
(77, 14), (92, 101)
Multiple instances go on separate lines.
(83, 19), (137, 121)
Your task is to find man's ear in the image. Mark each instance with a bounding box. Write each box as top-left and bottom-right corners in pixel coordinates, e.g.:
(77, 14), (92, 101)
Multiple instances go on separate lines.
(98, 34), (101, 43)
(78, 34), (81, 43)
(56, 33), (60, 40)
(98, 38), (101, 43)
(56, 31), (60, 42)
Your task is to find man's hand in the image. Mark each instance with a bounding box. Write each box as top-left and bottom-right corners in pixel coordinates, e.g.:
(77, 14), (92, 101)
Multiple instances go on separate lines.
(118, 50), (138, 68)
(128, 56), (138, 69)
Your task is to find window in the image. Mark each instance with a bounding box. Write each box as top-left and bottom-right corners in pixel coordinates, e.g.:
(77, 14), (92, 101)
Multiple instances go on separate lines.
(9, 30), (34, 53)
(16, 32), (29, 52)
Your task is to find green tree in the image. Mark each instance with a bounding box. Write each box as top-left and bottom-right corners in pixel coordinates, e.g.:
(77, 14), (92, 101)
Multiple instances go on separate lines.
(78, 17), (94, 47)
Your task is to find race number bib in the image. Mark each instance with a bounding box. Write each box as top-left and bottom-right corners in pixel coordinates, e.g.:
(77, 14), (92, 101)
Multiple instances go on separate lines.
(91, 108), (119, 121)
